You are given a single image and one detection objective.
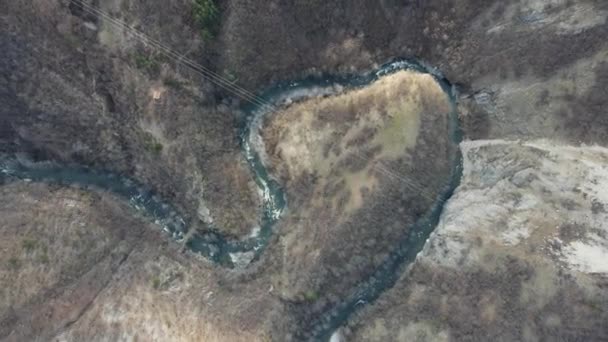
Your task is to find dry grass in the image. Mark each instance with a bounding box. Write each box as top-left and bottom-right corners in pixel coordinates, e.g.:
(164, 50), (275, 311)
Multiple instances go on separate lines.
(264, 70), (449, 216)
(0, 183), (116, 313)
(0, 182), (282, 341)
(53, 249), (277, 342)
(259, 70), (452, 301)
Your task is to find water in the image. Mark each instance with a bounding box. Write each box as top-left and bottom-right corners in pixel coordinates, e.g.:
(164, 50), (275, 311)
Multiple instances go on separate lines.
(0, 58), (462, 340)
(253, 59), (463, 341)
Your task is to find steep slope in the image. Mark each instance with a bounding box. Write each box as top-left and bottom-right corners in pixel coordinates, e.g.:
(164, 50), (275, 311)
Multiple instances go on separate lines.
(346, 140), (608, 341)
(1, 0), (259, 238)
(0, 182), (287, 341)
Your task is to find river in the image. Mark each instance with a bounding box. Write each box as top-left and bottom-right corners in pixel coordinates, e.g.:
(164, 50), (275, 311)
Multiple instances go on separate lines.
(0, 58), (462, 341)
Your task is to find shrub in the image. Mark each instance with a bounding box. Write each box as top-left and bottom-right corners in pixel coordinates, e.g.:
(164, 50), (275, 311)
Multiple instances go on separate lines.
(22, 238), (37, 252)
(152, 276), (161, 290)
(163, 77), (183, 89)
(143, 133), (164, 155)
(193, 0), (220, 41)
(134, 53), (160, 75)
(38, 253), (49, 264)
(7, 257), (20, 270)
(151, 142), (163, 154)
(304, 290), (319, 301)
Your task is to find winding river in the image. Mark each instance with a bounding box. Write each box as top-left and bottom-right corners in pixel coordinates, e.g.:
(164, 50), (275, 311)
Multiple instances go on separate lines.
(0, 58), (462, 341)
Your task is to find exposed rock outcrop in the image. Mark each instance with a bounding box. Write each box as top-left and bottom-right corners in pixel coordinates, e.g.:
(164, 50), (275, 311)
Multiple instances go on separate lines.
(347, 140), (608, 341)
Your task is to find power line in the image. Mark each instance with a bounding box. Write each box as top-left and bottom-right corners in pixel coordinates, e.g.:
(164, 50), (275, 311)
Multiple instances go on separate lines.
(72, 0), (445, 202)
(74, 0), (272, 110)
(350, 153), (437, 200)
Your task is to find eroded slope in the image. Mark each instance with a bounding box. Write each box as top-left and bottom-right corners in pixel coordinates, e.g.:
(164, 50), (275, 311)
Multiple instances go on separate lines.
(345, 140), (608, 341)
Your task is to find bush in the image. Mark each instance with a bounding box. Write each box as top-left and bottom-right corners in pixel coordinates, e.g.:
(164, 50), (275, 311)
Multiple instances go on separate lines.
(22, 238), (37, 252)
(304, 290), (319, 301)
(38, 253), (49, 264)
(7, 257), (20, 270)
(152, 276), (161, 290)
(143, 133), (164, 155)
(134, 53), (160, 75)
(223, 69), (238, 83)
(163, 77), (183, 89)
(193, 0), (220, 41)
(151, 142), (163, 154)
